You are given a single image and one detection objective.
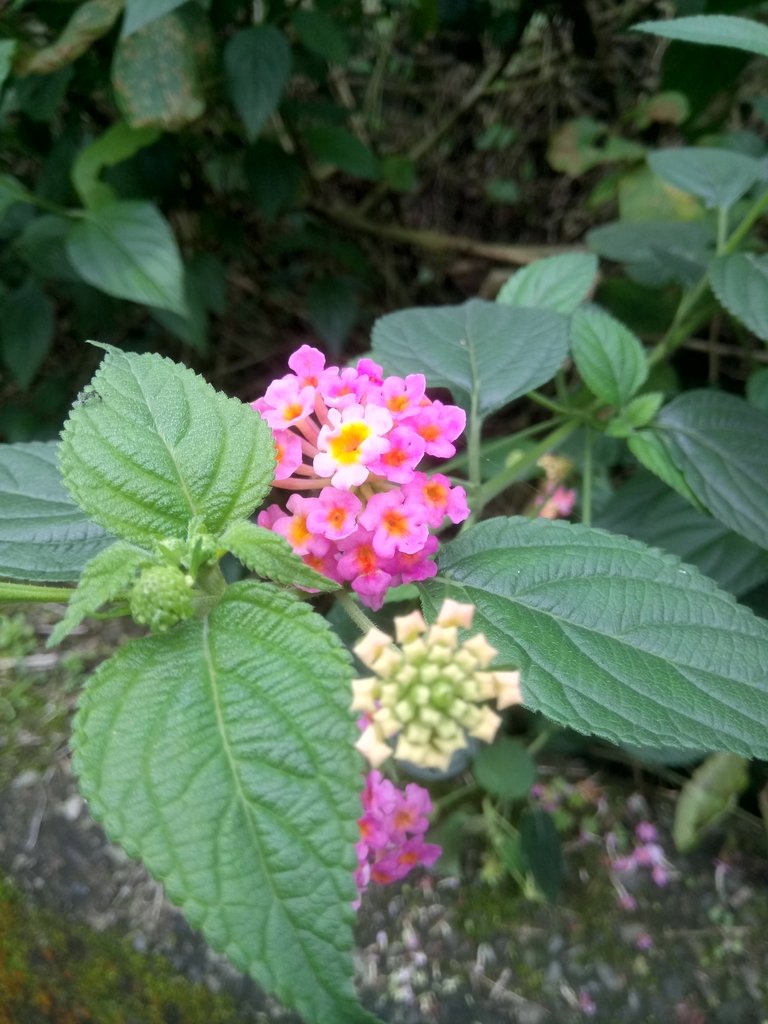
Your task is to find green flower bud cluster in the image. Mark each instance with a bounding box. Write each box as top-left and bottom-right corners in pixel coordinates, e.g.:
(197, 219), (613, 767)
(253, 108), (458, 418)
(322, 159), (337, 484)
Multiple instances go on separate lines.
(351, 600), (522, 771)
(129, 565), (195, 633)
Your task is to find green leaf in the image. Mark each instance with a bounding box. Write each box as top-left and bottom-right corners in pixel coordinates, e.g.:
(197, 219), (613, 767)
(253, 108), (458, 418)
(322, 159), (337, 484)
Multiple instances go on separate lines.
(244, 141), (303, 219)
(473, 737), (536, 800)
(48, 540), (149, 645)
(520, 808), (561, 902)
(633, 15), (768, 59)
(595, 470), (768, 598)
(0, 39), (17, 91)
(747, 367), (768, 413)
(305, 126), (378, 180)
(59, 347), (275, 545)
(656, 390), (768, 550)
(220, 521), (339, 592)
(0, 279), (54, 390)
(570, 307), (648, 406)
(72, 122), (160, 209)
(371, 299), (569, 419)
(673, 753), (749, 853)
(15, 0), (124, 75)
(587, 220), (713, 283)
(308, 277), (359, 353)
(224, 26), (292, 142)
(14, 215), (79, 282)
(710, 253), (768, 342)
(0, 174), (33, 217)
(66, 200), (187, 316)
(73, 581), (375, 1024)
(627, 430), (704, 510)
(112, 7), (210, 131)
(422, 517), (768, 757)
(122, 0), (185, 36)
(0, 441), (111, 583)
(496, 253), (598, 314)
(292, 10), (349, 64)
(648, 147), (765, 210)
(606, 391), (664, 436)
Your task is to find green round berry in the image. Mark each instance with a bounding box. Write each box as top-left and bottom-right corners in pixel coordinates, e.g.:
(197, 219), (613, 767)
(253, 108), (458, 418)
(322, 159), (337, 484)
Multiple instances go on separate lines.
(129, 565), (194, 632)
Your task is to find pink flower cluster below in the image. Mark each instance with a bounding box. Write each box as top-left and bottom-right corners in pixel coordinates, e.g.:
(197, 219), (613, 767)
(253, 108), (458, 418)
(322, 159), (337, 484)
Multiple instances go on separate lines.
(252, 345), (469, 609)
(355, 770), (441, 906)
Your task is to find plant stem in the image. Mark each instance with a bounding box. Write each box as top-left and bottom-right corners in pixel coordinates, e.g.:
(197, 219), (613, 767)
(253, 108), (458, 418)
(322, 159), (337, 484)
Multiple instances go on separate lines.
(0, 582), (73, 604)
(433, 780), (479, 814)
(716, 205), (729, 254)
(477, 418), (580, 512)
(439, 417), (564, 475)
(724, 186), (768, 253)
(337, 590), (377, 635)
(581, 427), (594, 527)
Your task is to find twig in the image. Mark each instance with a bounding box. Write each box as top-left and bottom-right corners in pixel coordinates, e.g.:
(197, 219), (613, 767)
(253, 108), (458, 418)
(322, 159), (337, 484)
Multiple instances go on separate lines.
(313, 203), (583, 265)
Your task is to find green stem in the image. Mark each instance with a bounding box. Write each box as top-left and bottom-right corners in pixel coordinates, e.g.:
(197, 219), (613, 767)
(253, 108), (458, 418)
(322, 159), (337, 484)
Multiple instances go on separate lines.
(724, 186), (768, 253)
(716, 205), (729, 254)
(433, 780), (479, 814)
(477, 418), (580, 511)
(337, 590), (377, 635)
(440, 417), (563, 476)
(648, 187), (768, 369)
(0, 581), (73, 604)
(526, 726), (555, 756)
(581, 427), (594, 527)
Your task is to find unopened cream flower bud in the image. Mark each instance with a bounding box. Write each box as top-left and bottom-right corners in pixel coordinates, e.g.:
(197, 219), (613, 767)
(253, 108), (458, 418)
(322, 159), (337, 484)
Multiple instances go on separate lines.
(468, 706), (503, 743)
(491, 670), (523, 710)
(394, 610), (426, 643)
(350, 676), (378, 711)
(354, 628), (392, 668)
(356, 726), (392, 767)
(372, 646), (403, 677)
(436, 599), (475, 629)
(463, 633), (498, 668)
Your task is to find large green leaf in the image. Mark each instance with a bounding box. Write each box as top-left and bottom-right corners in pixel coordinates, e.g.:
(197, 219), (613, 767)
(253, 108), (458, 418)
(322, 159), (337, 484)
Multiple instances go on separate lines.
(292, 10), (349, 64)
(422, 517), (768, 756)
(656, 390), (768, 550)
(66, 200), (187, 315)
(633, 15), (768, 58)
(122, 0), (185, 36)
(0, 279), (54, 389)
(570, 306), (647, 406)
(71, 122), (160, 209)
(112, 7), (210, 131)
(73, 581), (375, 1024)
(224, 26), (292, 142)
(15, 0), (124, 75)
(587, 220), (713, 285)
(595, 471), (768, 597)
(496, 253), (598, 314)
(0, 39), (16, 90)
(371, 299), (569, 419)
(59, 347), (275, 545)
(0, 441), (110, 583)
(648, 147), (765, 210)
(304, 126), (378, 180)
(627, 430), (704, 510)
(710, 253), (768, 342)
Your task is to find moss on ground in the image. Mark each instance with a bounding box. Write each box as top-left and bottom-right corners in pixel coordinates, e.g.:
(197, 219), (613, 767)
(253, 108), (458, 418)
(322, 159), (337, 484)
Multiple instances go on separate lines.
(0, 875), (248, 1024)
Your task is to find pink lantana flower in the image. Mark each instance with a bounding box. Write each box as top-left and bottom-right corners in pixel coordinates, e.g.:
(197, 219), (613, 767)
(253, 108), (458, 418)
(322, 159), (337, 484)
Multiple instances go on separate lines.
(256, 377), (316, 430)
(272, 493), (326, 556)
(359, 490), (429, 559)
(306, 486), (362, 541)
(272, 428), (303, 481)
(404, 399), (466, 458)
(404, 472), (470, 527)
(314, 404), (393, 488)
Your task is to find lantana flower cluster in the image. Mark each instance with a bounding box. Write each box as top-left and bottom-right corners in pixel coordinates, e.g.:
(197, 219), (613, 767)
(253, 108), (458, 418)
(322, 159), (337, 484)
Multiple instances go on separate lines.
(355, 770), (441, 906)
(252, 345), (469, 609)
(352, 599), (523, 771)
(532, 454), (577, 520)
